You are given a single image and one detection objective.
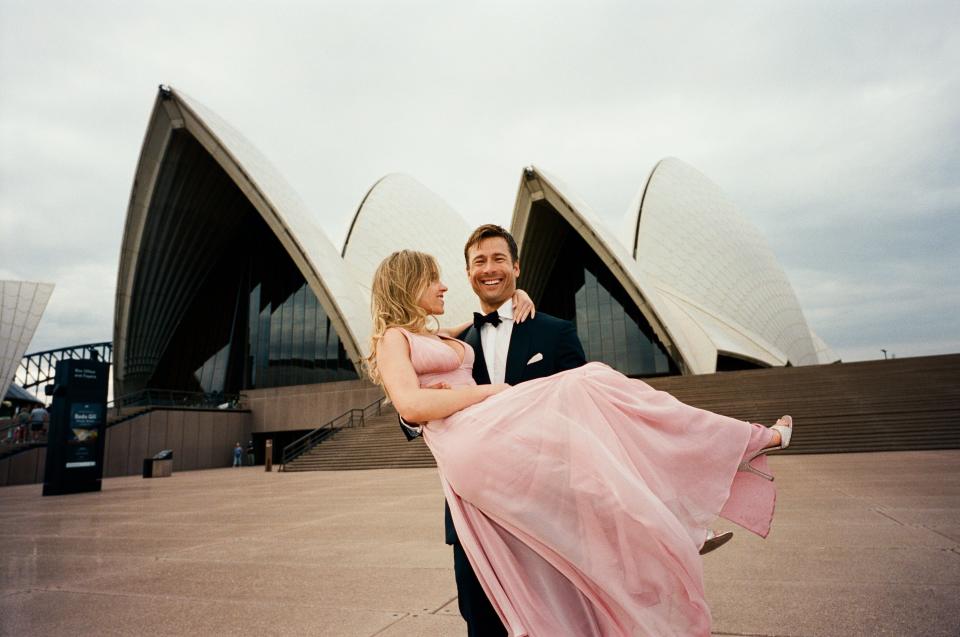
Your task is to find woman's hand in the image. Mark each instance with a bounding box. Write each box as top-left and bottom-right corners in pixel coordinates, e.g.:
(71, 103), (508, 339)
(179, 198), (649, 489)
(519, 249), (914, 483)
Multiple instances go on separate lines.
(513, 289), (536, 323)
(484, 383), (511, 398)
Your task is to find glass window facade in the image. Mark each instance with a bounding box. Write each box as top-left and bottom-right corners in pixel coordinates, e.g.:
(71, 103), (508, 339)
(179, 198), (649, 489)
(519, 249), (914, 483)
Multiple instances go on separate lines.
(146, 172), (357, 395)
(246, 277), (356, 390)
(572, 268), (674, 376)
(527, 203), (678, 378)
(716, 354), (767, 372)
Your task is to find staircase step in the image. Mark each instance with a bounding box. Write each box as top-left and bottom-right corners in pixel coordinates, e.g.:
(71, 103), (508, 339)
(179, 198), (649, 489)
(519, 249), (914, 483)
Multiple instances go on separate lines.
(283, 405), (439, 471)
(284, 354), (960, 472)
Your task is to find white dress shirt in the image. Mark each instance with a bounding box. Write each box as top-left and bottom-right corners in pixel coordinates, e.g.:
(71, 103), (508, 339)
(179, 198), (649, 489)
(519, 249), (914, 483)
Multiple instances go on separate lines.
(481, 298), (514, 384)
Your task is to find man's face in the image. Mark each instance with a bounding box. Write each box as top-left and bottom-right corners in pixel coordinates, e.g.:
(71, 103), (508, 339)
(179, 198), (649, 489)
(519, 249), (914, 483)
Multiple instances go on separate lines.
(466, 237), (520, 312)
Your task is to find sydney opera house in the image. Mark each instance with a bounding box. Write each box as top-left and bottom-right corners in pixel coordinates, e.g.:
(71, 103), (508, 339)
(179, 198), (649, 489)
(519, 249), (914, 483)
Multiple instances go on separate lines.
(1, 281), (54, 403)
(113, 86), (835, 442)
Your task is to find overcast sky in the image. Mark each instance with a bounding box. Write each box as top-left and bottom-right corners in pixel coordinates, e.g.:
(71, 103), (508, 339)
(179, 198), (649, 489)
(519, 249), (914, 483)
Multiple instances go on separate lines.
(1, 0), (958, 363)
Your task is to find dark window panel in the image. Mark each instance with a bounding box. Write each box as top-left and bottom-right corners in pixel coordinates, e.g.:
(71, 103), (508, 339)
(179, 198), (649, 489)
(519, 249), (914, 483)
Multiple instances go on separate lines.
(280, 291), (294, 363)
(291, 283), (306, 385)
(530, 201), (679, 378)
(211, 343), (230, 394)
(247, 283), (261, 388)
(258, 304), (270, 387)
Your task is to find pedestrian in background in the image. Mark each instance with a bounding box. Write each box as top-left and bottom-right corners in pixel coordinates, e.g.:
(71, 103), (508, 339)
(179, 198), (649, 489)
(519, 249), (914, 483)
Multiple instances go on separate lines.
(30, 405), (49, 442)
(233, 442), (243, 467)
(16, 408), (30, 443)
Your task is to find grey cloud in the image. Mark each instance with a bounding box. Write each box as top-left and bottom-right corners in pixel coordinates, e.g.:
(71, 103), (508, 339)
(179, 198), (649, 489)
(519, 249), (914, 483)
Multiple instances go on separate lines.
(1, 0), (957, 362)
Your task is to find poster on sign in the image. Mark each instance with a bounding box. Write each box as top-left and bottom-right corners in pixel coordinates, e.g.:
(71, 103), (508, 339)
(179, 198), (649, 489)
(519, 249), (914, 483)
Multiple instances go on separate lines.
(65, 402), (104, 468)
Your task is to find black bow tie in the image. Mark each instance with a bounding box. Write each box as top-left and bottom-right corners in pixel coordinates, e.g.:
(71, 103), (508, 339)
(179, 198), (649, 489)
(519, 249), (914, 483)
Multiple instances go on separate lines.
(473, 310), (502, 329)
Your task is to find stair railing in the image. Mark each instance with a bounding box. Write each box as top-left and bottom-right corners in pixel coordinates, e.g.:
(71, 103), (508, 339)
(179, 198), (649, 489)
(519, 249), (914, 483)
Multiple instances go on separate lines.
(107, 388), (242, 413)
(280, 396), (386, 469)
(0, 422), (48, 447)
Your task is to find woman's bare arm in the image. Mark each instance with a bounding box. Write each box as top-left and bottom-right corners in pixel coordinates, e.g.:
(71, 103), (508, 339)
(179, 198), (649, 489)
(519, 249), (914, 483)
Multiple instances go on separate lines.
(438, 321), (471, 338)
(378, 329), (508, 422)
(436, 289), (537, 338)
(513, 289), (535, 322)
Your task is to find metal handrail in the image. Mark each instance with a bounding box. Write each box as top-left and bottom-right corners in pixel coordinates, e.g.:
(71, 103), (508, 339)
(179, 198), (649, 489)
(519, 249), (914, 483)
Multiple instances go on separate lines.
(280, 396), (385, 468)
(17, 341), (113, 392)
(107, 388), (242, 412)
(0, 422), (47, 447)
(363, 396), (385, 420)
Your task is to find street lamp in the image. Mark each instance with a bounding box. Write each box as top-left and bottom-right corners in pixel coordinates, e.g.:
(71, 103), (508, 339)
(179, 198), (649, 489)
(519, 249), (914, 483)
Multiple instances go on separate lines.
(881, 349), (888, 360)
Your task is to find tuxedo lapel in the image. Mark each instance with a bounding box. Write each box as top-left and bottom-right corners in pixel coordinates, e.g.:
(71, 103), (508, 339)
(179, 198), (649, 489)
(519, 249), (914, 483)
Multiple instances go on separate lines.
(464, 326), (491, 385)
(504, 320), (532, 385)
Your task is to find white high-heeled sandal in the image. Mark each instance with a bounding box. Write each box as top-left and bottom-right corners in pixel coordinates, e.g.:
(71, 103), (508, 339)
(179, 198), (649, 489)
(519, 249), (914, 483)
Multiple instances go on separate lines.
(738, 415), (793, 482)
(699, 529), (733, 555)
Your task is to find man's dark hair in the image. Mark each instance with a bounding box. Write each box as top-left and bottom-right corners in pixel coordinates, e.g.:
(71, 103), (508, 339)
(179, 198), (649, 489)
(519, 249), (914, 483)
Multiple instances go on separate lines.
(464, 224), (519, 266)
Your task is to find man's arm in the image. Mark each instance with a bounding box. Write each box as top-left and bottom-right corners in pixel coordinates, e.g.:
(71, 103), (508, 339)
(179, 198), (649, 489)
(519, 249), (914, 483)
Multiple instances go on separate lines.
(555, 320), (587, 372)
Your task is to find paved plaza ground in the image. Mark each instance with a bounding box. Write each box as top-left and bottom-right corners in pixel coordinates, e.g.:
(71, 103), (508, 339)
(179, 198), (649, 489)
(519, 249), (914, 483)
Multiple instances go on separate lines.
(1, 450), (958, 636)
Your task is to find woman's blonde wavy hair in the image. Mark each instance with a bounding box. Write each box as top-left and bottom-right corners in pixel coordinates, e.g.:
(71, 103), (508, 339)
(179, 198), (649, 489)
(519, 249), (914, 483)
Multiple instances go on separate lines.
(365, 249), (441, 385)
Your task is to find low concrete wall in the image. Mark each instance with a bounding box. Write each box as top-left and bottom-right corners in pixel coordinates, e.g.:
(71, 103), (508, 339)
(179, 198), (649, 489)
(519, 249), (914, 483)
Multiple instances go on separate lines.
(243, 379), (384, 433)
(0, 447), (45, 486)
(103, 408), (252, 478)
(0, 408), (253, 486)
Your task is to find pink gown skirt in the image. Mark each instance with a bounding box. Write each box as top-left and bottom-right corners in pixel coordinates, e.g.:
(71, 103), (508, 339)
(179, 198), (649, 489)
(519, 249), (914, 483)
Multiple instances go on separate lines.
(423, 362), (777, 637)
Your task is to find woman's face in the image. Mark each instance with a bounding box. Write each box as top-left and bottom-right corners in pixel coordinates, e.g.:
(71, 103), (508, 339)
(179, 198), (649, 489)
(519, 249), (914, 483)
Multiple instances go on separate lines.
(416, 275), (448, 316)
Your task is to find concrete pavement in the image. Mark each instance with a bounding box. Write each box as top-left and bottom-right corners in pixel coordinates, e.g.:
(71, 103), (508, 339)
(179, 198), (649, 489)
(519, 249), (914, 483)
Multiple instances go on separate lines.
(1, 451), (958, 636)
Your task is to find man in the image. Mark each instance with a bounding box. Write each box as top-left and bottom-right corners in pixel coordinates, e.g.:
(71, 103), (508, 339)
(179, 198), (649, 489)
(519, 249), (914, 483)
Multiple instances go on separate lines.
(403, 224), (586, 636)
(401, 224), (730, 634)
(29, 404), (49, 442)
(16, 408), (30, 443)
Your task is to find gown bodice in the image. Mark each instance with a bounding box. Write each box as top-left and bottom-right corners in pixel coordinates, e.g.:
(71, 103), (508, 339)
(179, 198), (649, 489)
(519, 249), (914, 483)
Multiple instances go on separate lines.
(400, 328), (477, 389)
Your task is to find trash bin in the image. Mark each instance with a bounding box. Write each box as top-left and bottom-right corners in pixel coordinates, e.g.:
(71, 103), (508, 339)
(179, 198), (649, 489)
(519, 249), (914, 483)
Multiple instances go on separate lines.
(143, 450), (174, 478)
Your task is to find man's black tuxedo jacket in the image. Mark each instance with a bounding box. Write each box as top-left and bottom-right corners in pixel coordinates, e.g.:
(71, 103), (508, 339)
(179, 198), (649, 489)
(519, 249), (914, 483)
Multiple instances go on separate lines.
(444, 311), (587, 544)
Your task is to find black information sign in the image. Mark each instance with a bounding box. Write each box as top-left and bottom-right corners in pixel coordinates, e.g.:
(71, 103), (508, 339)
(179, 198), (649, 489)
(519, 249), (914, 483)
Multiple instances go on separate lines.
(43, 359), (109, 496)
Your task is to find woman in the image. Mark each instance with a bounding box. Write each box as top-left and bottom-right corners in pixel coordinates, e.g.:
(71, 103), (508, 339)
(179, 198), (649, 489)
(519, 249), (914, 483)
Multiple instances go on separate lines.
(369, 250), (792, 637)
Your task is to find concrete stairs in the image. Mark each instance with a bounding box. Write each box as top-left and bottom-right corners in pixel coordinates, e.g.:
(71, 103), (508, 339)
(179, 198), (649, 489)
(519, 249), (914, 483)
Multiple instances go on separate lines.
(281, 354), (960, 471)
(281, 405), (437, 471)
(645, 353), (960, 454)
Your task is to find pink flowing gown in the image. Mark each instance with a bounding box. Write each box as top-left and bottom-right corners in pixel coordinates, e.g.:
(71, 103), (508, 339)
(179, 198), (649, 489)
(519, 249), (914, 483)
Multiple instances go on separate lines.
(400, 328), (777, 637)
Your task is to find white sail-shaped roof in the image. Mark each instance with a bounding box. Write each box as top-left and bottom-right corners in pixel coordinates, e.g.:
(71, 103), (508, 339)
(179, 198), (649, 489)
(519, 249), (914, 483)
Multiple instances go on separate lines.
(342, 174), (475, 331)
(114, 87), (368, 392)
(511, 166), (690, 370)
(629, 158), (823, 370)
(172, 90), (371, 354)
(1, 281), (54, 400)
(513, 160), (830, 374)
